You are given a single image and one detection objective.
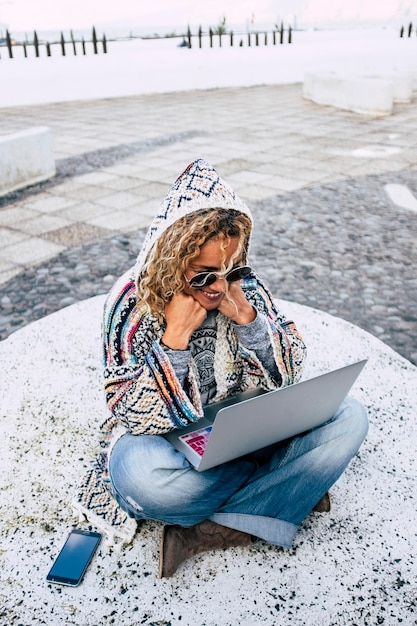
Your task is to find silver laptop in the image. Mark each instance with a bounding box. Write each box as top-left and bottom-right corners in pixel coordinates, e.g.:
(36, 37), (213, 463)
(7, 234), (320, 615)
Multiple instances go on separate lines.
(164, 360), (367, 471)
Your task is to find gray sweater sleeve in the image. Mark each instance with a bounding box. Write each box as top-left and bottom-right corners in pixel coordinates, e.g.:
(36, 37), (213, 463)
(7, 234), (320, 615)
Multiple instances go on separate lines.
(159, 345), (190, 388)
(232, 310), (279, 379)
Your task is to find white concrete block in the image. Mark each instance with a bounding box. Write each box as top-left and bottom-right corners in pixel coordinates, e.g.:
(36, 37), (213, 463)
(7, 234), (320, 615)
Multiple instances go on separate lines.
(303, 73), (393, 116)
(0, 126), (55, 197)
(363, 73), (414, 103)
(390, 73), (414, 103)
(405, 66), (417, 91)
(411, 69), (417, 91)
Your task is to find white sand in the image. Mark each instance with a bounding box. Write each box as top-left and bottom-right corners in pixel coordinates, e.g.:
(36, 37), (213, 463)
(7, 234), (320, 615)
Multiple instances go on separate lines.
(1, 28), (417, 108)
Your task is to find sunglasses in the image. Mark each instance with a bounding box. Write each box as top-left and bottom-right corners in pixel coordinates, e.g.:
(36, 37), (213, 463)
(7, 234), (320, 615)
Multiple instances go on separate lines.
(185, 265), (252, 289)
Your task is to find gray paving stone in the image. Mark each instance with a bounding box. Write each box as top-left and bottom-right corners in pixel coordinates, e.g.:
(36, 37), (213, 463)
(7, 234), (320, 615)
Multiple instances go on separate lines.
(0, 84), (416, 367)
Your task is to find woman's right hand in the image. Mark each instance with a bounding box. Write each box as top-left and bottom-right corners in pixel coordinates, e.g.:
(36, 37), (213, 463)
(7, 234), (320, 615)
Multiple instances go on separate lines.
(162, 292), (207, 350)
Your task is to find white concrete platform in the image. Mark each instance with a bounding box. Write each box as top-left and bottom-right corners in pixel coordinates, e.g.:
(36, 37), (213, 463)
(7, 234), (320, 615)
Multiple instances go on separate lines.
(303, 72), (394, 116)
(385, 73), (414, 103)
(362, 72), (414, 103)
(0, 126), (56, 197)
(1, 295), (416, 624)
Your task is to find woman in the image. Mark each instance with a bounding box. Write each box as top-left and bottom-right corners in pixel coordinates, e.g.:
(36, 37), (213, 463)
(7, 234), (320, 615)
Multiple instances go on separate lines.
(75, 158), (368, 578)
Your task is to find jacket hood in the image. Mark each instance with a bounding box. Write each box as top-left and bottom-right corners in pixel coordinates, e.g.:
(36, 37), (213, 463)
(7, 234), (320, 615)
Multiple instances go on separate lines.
(133, 158), (252, 281)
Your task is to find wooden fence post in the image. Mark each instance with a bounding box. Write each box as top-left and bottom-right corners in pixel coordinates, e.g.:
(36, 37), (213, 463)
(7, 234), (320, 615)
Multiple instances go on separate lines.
(264, 31), (267, 45)
(209, 27), (213, 48)
(23, 42), (27, 57)
(198, 25), (202, 48)
(219, 31), (222, 47)
(34, 31), (40, 57)
(102, 34), (107, 53)
(273, 30), (276, 45)
(60, 32), (66, 55)
(288, 26), (292, 44)
(70, 30), (76, 55)
(255, 32), (259, 46)
(46, 42), (51, 56)
(400, 25), (404, 37)
(280, 22), (284, 44)
(248, 32), (251, 46)
(230, 30), (233, 47)
(92, 27), (98, 54)
(82, 37), (86, 55)
(6, 30), (13, 58)
(408, 22), (413, 37)
(187, 25), (192, 48)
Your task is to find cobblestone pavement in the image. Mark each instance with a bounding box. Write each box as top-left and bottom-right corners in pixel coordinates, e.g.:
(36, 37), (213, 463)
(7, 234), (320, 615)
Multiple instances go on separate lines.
(0, 84), (416, 364)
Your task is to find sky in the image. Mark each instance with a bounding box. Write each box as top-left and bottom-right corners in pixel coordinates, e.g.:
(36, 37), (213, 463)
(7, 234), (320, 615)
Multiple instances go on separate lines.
(1, 0), (417, 33)
(3, 0), (267, 32)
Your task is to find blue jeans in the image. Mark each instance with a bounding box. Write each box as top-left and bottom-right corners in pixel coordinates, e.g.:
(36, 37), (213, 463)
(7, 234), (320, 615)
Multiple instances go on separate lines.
(109, 397), (368, 548)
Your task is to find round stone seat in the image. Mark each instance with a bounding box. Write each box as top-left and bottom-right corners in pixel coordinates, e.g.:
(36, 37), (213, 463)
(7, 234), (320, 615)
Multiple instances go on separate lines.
(1, 295), (415, 624)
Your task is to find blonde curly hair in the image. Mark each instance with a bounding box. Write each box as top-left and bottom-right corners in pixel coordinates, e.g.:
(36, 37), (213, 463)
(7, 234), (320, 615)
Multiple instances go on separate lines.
(136, 207), (252, 320)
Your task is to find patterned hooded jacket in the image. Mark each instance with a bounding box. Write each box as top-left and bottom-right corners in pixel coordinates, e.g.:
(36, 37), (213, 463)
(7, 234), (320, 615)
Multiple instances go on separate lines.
(74, 158), (306, 543)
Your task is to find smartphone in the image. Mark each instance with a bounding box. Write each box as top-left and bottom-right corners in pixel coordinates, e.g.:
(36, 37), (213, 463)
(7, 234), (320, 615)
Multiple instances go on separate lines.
(46, 529), (102, 587)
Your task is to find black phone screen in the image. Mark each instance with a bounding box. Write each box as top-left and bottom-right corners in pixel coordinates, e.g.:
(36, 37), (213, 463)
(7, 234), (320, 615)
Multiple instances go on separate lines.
(46, 529), (102, 586)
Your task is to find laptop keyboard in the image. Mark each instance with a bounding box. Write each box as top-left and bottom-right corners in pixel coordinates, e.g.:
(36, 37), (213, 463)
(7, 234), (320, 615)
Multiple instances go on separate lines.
(179, 426), (212, 457)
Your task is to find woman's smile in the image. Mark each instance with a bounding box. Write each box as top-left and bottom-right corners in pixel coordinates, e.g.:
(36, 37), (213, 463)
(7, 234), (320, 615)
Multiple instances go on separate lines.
(199, 289), (224, 303)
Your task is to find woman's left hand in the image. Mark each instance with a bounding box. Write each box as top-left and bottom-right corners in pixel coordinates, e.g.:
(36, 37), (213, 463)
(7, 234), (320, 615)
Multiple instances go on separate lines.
(218, 281), (256, 325)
